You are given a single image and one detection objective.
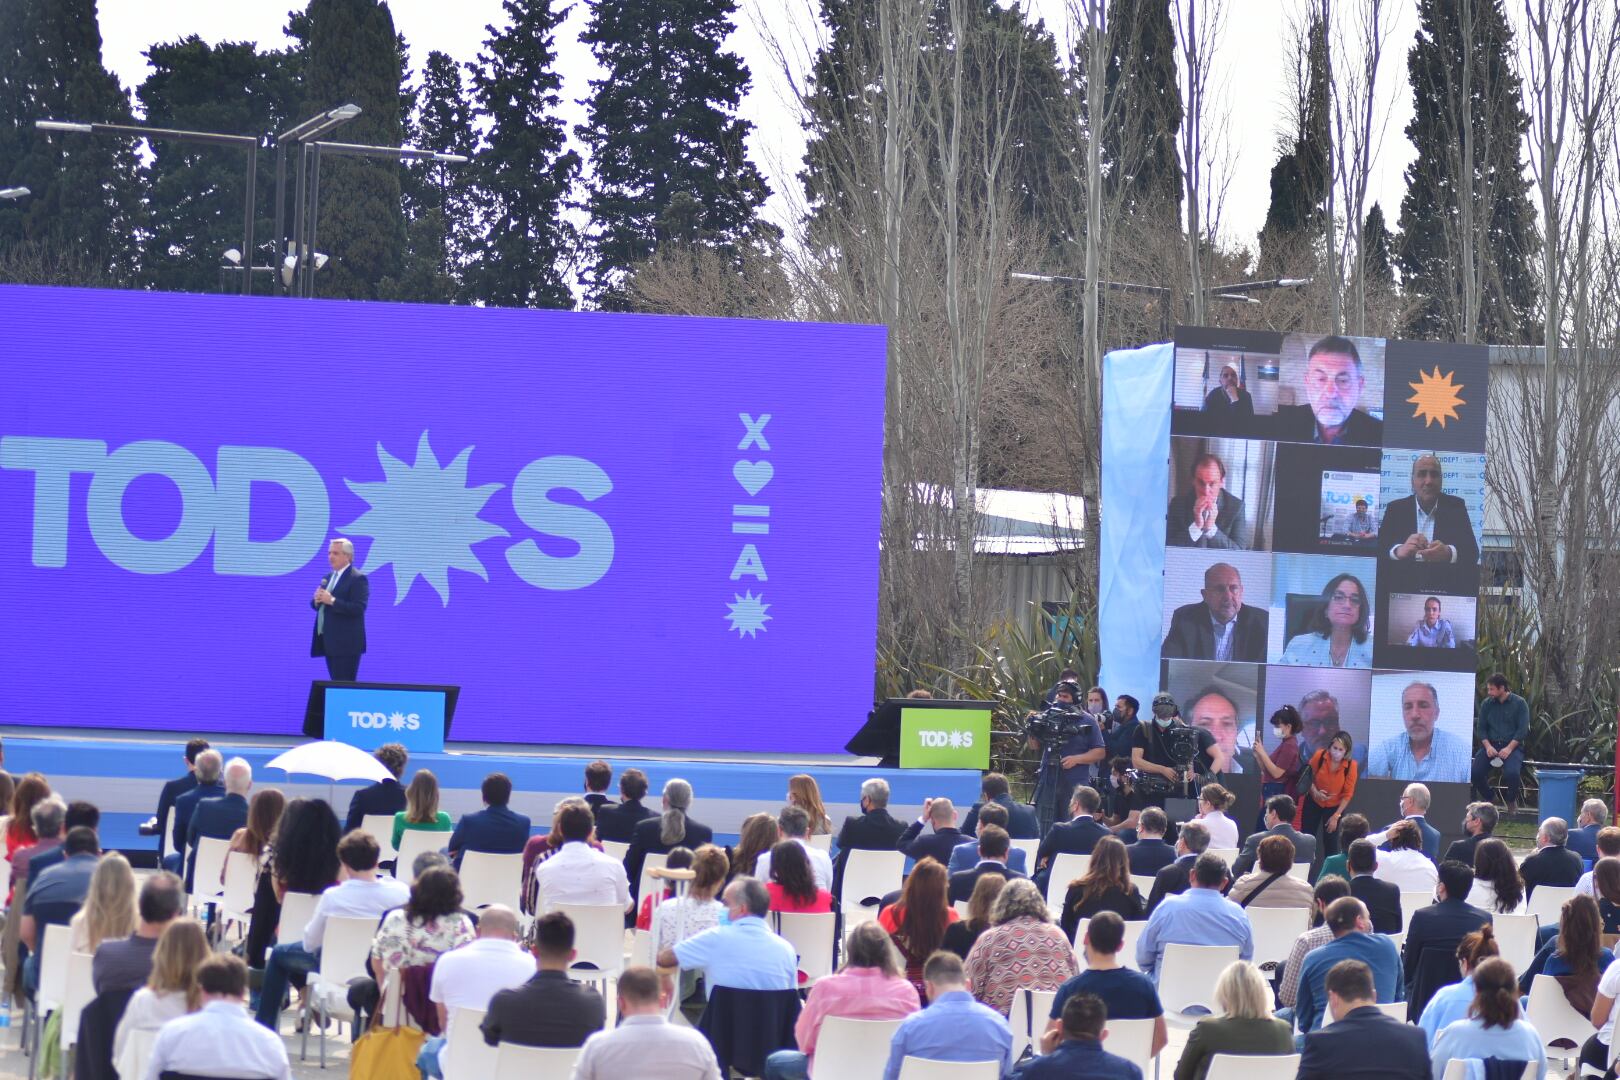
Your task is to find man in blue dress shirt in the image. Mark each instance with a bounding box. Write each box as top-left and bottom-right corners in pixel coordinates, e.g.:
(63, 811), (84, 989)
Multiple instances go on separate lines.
(659, 877), (798, 994)
(884, 951), (1014, 1080)
(1293, 896), (1404, 1036)
(1019, 992), (1143, 1080)
(1135, 853), (1252, 982)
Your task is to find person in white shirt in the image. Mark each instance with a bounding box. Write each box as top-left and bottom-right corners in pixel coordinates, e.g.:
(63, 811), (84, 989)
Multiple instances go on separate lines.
(534, 801), (632, 910)
(114, 917), (211, 1079)
(1195, 784), (1240, 850)
(753, 806), (833, 892)
(1374, 819), (1439, 892)
(573, 965), (722, 1080)
(417, 905), (536, 1078)
(146, 954), (291, 1080)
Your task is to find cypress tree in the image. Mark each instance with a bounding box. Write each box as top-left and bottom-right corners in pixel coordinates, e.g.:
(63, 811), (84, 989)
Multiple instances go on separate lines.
(1258, 14), (1329, 270)
(1101, 0), (1182, 217)
(467, 0), (579, 309)
(1363, 202), (1395, 288)
(383, 49), (478, 303)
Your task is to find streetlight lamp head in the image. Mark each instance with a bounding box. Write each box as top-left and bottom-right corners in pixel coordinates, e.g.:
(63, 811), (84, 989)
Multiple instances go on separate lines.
(35, 120), (93, 134)
(222, 248), (242, 266)
(433, 153), (470, 163)
(1278, 277), (1313, 288)
(0, 186), (29, 200)
(330, 104), (361, 121)
(312, 252), (329, 270)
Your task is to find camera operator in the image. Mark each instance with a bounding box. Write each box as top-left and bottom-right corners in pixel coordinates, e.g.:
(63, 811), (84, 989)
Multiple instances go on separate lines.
(1104, 757), (1149, 838)
(1026, 681), (1105, 834)
(1131, 692), (1225, 805)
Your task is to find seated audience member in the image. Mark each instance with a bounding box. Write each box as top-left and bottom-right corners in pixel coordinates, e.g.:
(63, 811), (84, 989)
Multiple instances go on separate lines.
(255, 829), (409, 1030)
(1194, 784), (1240, 851)
(879, 857), (959, 998)
(165, 749), (224, 872)
(68, 850), (136, 956)
(762, 922), (921, 1080)
(20, 825), (101, 987)
(11, 793), (66, 887)
(1294, 897), (1404, 1034)
(6, 773), (50, 864)
(1278, 875), (1354, 1012)
(1137, 853), (1252, 983)
(729, 813), (780, 888)
(1127, 808), (1176, 876)
(594, 767), (656, 843)
(1035, 786), (1112, 885)
(1347, 838), (1405, 934)
(1572, 799), (1609, 861)
(1403, 860), (1491, 993)
(522, 796), (599, 912)
(147, 955), (291, 1080)
(651, 845), (730, 953)
(1518, 892), (1612, 995)
(1021, 992), (1144, 1080)
(1430, 957), (1549, 1080)
(898, 797), (968, 868)
(833, 777), (908, 895)
(418, 905), (535, 1079)
(370, 865), (476, 1015)
(1231, 795), (1315, 876)
(628, 778), (715, 901)
(154, 737), (209, 854)
(961, 772), (1041, 840)
(1459, 841), (1522, 919)
(113, 917), (210, 1076)
(573, 966), (723, 1080)
(94, 871), (184, 995)
(1521, 816), (1585, 898)
(949, 825), (1028, 903)
(1059, 835), (1145, 942)
(186, 755), (252, 890)
(1579, 828), (1620, 898)
(788, 774), (835, 836)
(1374, 820), (1439, 892)
(964, 878), (1080, 1015)
(245, 797), (341, 972)
(658, 876), (798, 993)
(1146, 821), (1211, 914)
(943, 872), (1006, 959)
(1105, 756), (1149, 836)
(1174, 961), (1293, 1080)
(1318, 813), (1369, 883)
(1365, 784), (1441, 861)
(948, 802), (1030, 875)
(1298, 959), (1430, 1080)
(1049, 912), (1166, 1057)
(534, 798), (632, 910)
(391, 769), (452, 851)
(26, 799), (99, 888)
(884, 950), (1014, 1080)
(1594, 858), (1620, 934)
(755, 805), (834, 891)
(1418, 925), (1500, 1045)
(447, 772), (532, 870)
(482, 911), (606, 1048)
(1227, 835), (1314, 909)
(637, 846), (693, 929)
(344, 742), (408, 832)
(766, 839), (834, 913)
(583, 758), (615, 813)
(227, 788), (285, 865)
(1446, 802), (1499, 867)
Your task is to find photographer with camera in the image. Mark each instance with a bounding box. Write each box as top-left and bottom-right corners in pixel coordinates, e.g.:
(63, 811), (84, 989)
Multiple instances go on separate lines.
(1026, 682), (1106, 835)
(1131, 693), (1226, 806)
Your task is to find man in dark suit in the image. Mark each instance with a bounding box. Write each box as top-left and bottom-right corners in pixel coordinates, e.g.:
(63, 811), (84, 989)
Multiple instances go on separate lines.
(833, 778), (909, 895)
(1372, 784), (1443, 862)
(185, 758), (252, 891)
(948, 826), (1027, 903)
(1275, 335), (1384, 447)
(1346, 839), (1404, 935)
(1160, 562), (1269, 662)
(959, 773), (1040, 840)
(1127, 808), (1176, 877)
(311, 537), (369, 681)
(1520, 817), (1585, 898)
(1569, 800), (1607, 861)
(1402, 860), (1490, 991)
(343, 743), (408, 832)
(1200, 361), (1255, 433)
(594, 767), (655, 843)
(1166, 452), (1251, 549)
(1374, 453), (1478, 566)
(583, 759), (615, 814)
(164, 749), (224, 874)
(1443, 801), (1498, 866)
(1298, 959), (1429, 1080)
(1033, 787), (1111, 891)
(1231, 796), (1317, 876)
(448, 773), (532, 871)
(154, 738), (209, 857)
(1146, 821), (1210, 914)
(897, 798), (966, 868)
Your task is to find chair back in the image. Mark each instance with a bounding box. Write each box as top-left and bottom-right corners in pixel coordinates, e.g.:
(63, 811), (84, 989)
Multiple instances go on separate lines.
(60, 950), (96, 1051)
(1526, 973), (1596, 1052)
(440, 1006), (498, 1080)
(1010, 838), (1040, 866)
(1069, 917), (1148, 970)
(1246, 906), (1310, 971)
(896, 1059), (1001, 1079)
(1400, 891), (1434, 933)
(1492, 912), (1541, 971)
(839, 850), (905, 923)
(1157, 943), (1240, 1017)
(552, 903), (628, 976)
(189, 836), (231, 903)
(814, 1017), (904, 1079)
(1205, 847), (1240, 866)
(37, 921), (74, 1010)
(220, 851), (259, 923)
(361, 814), (398, 861)
(460, 851), (524, 911)
(1287, 863), (1311, 880)
(492, 1043), (581, 1080)
(395, 829), (446, 882)
(599, 839), (630, 861)
(275, 890), (320, 946)
(1528, 885), (1581, 925)
(1322, 1001), (1406, 1026)
(1203, 1053), (1302, 1080)
(315, 915), (378, 989)
(1044, 853), (1091, 913)
(1008, 987), (1058, 1060)
(0, 853), (12, 903)
(772, 911), (838, 985)
(808, 833), (834, 852)
(637, 852), (671, 910)
(1104, 1017), (1158, 1073)
(1130, 874), (1157, 897)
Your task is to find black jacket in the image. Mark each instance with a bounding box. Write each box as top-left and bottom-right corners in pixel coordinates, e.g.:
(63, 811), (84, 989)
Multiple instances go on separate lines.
(1275, 404), (1384, 448)
(154, 773), (197, 854)
(960, 795), (1040, 840)
(1127, 838), (1177, 877)
(1350, 875), (1405, 936)
(949, 861), (1026, 904)
(1403, 898), (1491, 987)
(309, 566), (368, 658)
(1146, 854), (1197, 914)
(1231, 823), (1316, 876)
(481, 970), (604, 1048)
(897, 820), (966, 868)
(1443, 833), (1488, 867)
(1161, 602), (1270, 663)
(1297, 1005), (1430, 1080)
(1521, 844), (1585, 897)
(595, 797), (656, 843)
(833, 808), (908, 894)
(344, 778), (407, 833)
(1036, 816), (1112, 867)
(1375, 492), (1479, 566)
(626, 814), (714, 900)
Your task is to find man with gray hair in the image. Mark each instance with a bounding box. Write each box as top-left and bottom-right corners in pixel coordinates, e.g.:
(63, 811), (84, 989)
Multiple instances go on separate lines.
(10, 793), (66, 884)
(185, 756), (253, 890)
(658, 877), (798, 992)
(832, 777), (907, 897)
(1444, 801), (1499, 865)
(1569, 798), (1609, 860)
(1367, 680), (1471, 785)
(1521, 815), (1584, 899)
(311, 535), (369, 681)
(754, 805), (834, 890)
(165, 747), (225, 872)
(419, 904), (536, 1078)
(1367, 783), (1441, 862)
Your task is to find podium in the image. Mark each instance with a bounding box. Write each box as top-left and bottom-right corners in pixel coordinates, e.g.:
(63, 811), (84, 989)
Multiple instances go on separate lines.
(303, 681), (459, 753)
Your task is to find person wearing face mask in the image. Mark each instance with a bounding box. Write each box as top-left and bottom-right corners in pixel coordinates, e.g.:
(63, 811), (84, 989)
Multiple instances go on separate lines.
(1252, 706), (1306, 833)
(1301, 731), (1359, 857)
(1132, 694), (1223, 804)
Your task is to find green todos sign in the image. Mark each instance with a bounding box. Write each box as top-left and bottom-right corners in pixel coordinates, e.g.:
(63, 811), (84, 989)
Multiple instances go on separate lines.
(899, 707), (991, 769)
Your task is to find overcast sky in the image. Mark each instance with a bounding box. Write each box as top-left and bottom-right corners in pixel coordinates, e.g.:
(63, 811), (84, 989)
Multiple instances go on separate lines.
(95, 0), (1423, 261)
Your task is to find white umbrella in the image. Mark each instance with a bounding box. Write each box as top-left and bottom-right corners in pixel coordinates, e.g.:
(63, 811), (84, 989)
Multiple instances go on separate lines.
(265, 740), (392, 783)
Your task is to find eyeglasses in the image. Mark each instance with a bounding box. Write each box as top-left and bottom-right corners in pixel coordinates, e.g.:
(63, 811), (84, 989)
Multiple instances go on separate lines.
(1330, 590), (1363, 606)
(1307, 370), (1358, 393)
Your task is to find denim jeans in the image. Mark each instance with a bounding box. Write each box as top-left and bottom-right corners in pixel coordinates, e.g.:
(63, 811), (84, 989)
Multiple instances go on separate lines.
(1472, 747), (1524, 804)
(417, 1035), (446, 1078)
(763, 1050), (811, 1080)
(255, 942), (318, 1029)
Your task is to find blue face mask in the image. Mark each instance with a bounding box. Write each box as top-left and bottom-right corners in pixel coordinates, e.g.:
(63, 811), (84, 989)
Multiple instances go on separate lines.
(716, 908), (731, 926)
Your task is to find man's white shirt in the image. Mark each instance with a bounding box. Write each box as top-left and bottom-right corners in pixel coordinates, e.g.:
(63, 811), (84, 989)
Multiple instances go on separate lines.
(535, 841), (632, 909)
(303, 876), (411, 952)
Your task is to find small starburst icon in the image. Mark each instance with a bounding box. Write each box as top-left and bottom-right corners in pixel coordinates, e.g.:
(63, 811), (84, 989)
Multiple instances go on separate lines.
(342, 430), (509, 606)
(1407, 366), (1467, 428)
(725, 591), (772, 638)
(388, 712), (407, 731)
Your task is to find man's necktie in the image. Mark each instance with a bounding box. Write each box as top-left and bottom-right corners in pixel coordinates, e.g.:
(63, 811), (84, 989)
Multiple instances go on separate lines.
(318, 572), (335, 634)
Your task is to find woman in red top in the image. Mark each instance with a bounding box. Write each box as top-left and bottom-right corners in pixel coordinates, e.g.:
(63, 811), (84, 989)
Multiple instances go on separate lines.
(766, 840), (833, 913)
(1252, 706), (1306, 832)
(6, 773), (50, 860)
(878, 857), (959, 1000)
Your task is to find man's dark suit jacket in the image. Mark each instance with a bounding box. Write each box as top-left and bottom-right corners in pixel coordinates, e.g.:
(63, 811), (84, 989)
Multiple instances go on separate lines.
(155, 772), (197, 853)
(1275, 405), (1384, 448)
(1035, 816), (1111, 871)
(948, 861), (1026, 904)
(960, 795), (1040, 840)
(584, 792), (615, 814)
(1374, 492), (1479, 566)
(1128, 838), (1177, 877)
(1520, 843), (1584, 897)
(170, 781), (225, 853)
(448, 805), (533, 870)
(185, 792), (248, 891)
(1297, 1005), (1430, 1080)
(1443, 832), (1488, 867)
(310, 566), (369, 659)
(481, 970), (605, 1048)
(344, 778), (407, 833)
(1402, 898), (1491, 986)
(1161, 602), (1269, 663)
(897, 821), (966, 867)
(625, 814), (715, 900)
(1569, 823), (1601, 861)
(1231, 823), (1316, 876)
(594, 797), (656, 843)
(1146, 853), (1197, 914)
(1166, 490), (1250, 549)
(833, 807), (908, 895)
(1350, 874), (1404, 935)
(1378, 815), (1441, 862)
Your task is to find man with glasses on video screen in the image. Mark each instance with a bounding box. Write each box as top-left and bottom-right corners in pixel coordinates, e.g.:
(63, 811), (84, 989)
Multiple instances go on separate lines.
(1376, 453), (1479, 566)
(1278, 336), (1383, 446)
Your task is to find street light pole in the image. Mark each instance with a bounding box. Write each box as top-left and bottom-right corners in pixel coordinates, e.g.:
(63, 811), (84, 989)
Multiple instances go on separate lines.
(1010, 271), (1176, 341)
(271, 105), (360, 296)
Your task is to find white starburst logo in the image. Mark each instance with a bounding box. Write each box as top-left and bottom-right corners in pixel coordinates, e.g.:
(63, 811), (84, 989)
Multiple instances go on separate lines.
(388, 712), (407, 731)
(341, 431), (509, 606)
(725, 591), (771, 638)
(948, 731), (964, 749)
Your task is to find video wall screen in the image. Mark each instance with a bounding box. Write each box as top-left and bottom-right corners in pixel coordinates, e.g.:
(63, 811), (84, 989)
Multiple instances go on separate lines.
(1163, 326), (1490, 784)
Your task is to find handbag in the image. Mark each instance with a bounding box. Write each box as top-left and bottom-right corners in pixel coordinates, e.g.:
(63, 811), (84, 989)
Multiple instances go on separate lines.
(1294, 749), (1321, 803)
(349, 971), (425, 1080)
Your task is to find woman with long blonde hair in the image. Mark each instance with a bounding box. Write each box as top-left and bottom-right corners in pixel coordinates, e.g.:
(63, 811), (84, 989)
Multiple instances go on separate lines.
(787, 775), (833, 835)
(113, 918), (211, 1074)
(69, 852), (137, 953)
(391, 769), (452, 850)
(229, 788), (286, 858)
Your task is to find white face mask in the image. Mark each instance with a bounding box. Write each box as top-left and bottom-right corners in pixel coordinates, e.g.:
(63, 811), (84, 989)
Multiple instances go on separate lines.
(1154, 714), (1173, 728)
(1271, 727), (1285, 741)
(1328, 746), (1346, 763)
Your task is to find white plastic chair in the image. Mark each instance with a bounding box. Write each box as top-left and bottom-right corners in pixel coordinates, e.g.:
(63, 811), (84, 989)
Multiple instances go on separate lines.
(1131, 874), (1157, 898)
(440, 1006), (498, 1080)
(897, 1059), (1002, 1079)
(1528, 885), (1581, 925)
(1527, 973), (1595, 1060)
(460, 851), (524, 911)
(0, 855), (12, 906)
(300, 915), (378, 1066)
(774, 911), (838, 985)
(395, 828), (447, 881)
(953, 901), (971, 918)
(808, 833), (833, 852)
(1008, 987), (1059, 1060)
(159, 808), (175, 862)
(1400, 891), (1433, 933)
(275, 890), (320, 946)
(59, 951), (95, 1053)
(1010, 838), (1041, 866)
(637, 852), (671, 911)
(1204, 1053), (1302, 1080)
(188, 836), (231, 906)
(26, 922), (72, 1078)
(1287, 863), (1311, 880)
(118, 1027), (159, 1080)
(1322, 1001), (1406, 1025)
(1246, 906), (1310, 972)
(1104, 1017), (1158, 1073)
(600, 839), (630, 861)
(552, 903), (628, 977)
(1205, 847), (1241, 867)
(1157, 943), (1240, 1023)
(1043, 853), (1092, 913)
(362, 814), (399, 863)
(814, 1017), (904, 1079)
(219, 851), (260, 935)
(493, 1042), (582, 1080)
(840, 849), (905, 923)
(1493, 912), (1541, 971)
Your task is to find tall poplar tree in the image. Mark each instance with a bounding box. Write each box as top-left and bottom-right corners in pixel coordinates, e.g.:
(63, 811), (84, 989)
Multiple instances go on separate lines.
(1101, 0), (1181, 217)
(1258, 13), (1329, 271)
(384, 49), (478, 303)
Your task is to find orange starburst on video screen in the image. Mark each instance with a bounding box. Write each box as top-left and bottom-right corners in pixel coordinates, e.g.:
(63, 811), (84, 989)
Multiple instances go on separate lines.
(1407, 366), (1466, 427)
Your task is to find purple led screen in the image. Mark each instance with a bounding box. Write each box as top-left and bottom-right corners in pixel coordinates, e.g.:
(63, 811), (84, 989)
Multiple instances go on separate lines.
(0, 286), (887, 752)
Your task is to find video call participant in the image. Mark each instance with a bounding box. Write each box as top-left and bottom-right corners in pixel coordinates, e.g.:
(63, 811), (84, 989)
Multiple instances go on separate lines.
(1279, 572), (1373, 669)
(1276, 335), (1383, 446)
(1299, 689), (1368, 770)
(1166, 453), (1252, 549)
(1131, 694), (1222, 805)
(1366, 680), (1471, 784)
(1201, 361), (1255, 430)
(1407, 597), (1457, 649)
(1347, 499), (1376, 541)
(1162, 562), (1269, 663)
(1376, 453), (1479, 565)
(1186, 688), (1246, 775)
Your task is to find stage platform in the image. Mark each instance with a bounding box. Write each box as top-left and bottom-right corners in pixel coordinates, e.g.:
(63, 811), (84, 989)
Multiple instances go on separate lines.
(0, 732), (982, 863)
